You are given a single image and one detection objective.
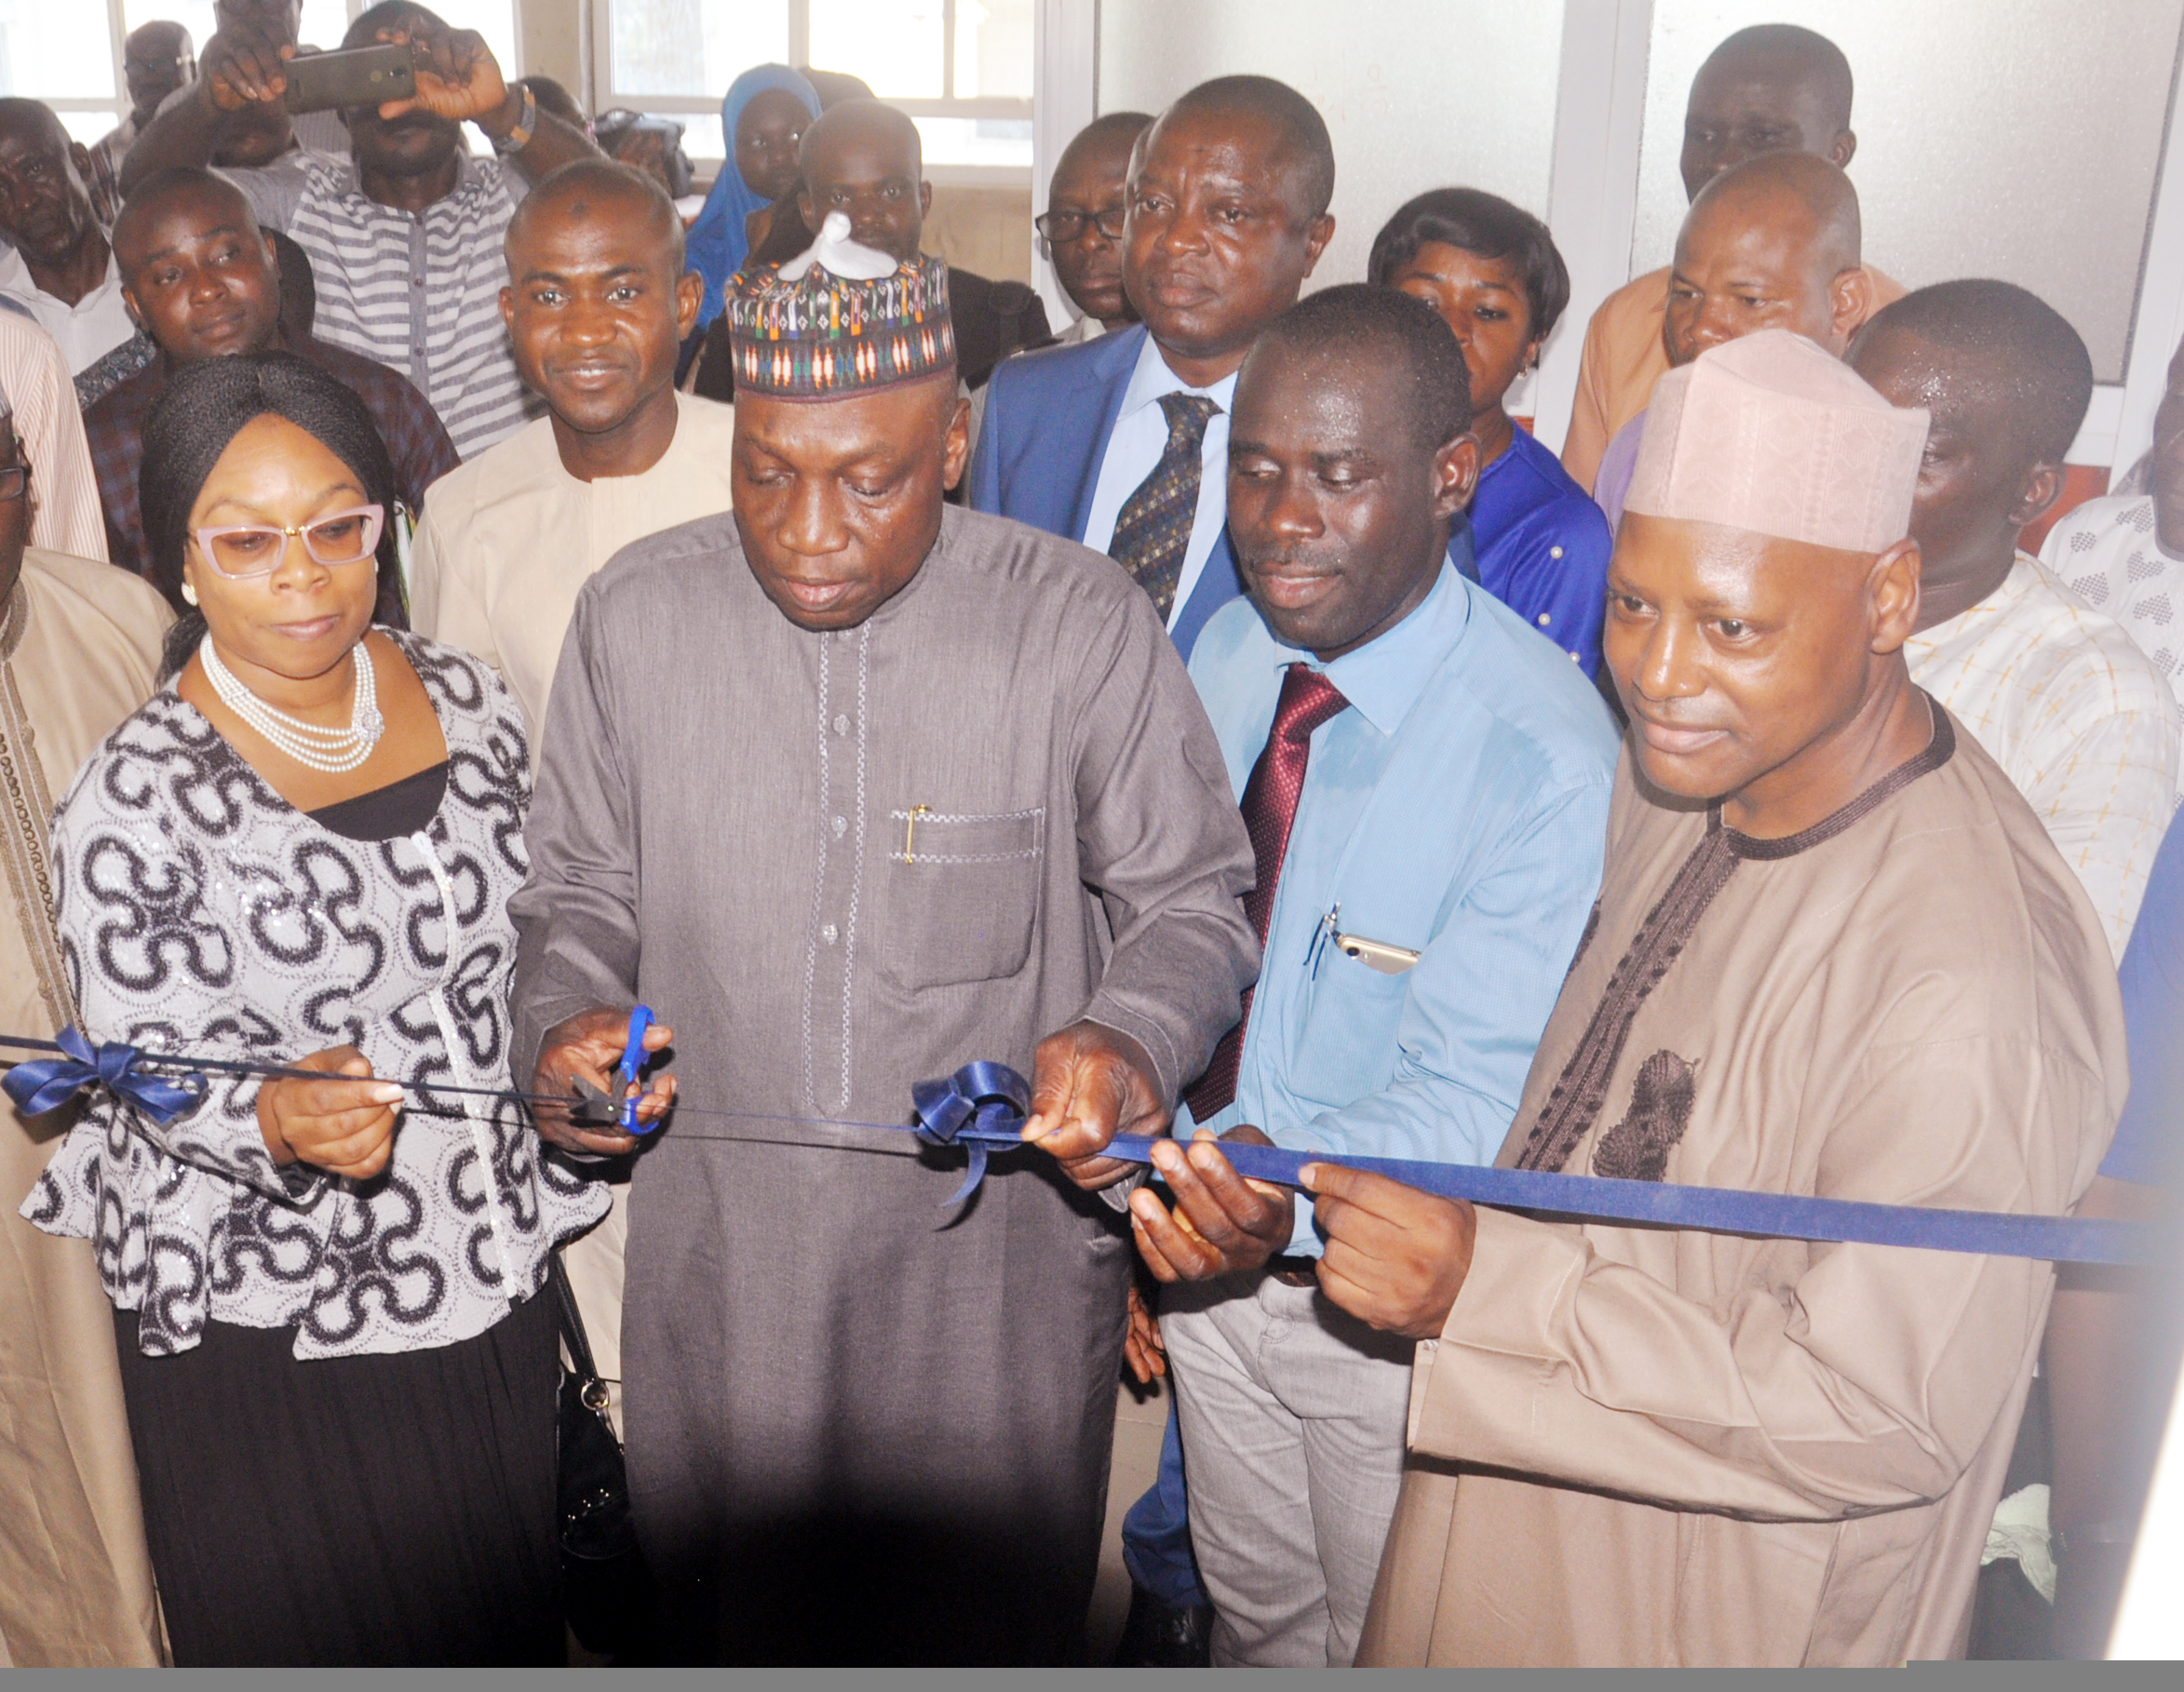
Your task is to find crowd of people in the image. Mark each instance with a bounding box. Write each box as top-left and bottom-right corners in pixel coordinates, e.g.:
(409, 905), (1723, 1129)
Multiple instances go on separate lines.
(0, 2), (2178, 1670)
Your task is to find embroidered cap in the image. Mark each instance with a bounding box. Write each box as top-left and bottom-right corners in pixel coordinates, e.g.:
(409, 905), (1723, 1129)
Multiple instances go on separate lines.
(726, 211), (956, 399)
(1625, 329), (1930, 554)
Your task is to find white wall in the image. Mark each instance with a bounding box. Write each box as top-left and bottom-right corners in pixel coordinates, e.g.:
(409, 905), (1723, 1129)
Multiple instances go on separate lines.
(1632, 0), (2184, 382)
(1096, 0), (1566, 299)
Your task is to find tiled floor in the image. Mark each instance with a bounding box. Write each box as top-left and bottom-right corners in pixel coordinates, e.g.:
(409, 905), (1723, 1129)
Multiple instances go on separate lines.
(1086, 1374), (1171, 1663)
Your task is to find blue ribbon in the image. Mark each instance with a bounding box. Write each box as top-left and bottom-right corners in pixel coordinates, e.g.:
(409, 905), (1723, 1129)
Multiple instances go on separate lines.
(911, 1060), (1035, 1206)
(2, 1028), (203, 1124)
(3, 1035), (2148, 1265)
(902, 1063), (2150, 1266)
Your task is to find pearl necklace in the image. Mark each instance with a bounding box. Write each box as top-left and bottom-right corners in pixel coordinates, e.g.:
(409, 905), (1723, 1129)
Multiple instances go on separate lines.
(199, 634), (385, 773)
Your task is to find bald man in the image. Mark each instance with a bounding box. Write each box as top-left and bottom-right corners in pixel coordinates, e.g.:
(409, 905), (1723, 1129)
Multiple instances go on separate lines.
(1560, 24), (1904, 492)
(0, 101), (139, 374)
(1042, 112), (1153, 344)
(1316, 331), (2122, 1665)
(88, 167), (452, 622)
(1593, 152), (1876, 529)
(692, 99), (1052, 398)
(1852, 280), (2180, 960)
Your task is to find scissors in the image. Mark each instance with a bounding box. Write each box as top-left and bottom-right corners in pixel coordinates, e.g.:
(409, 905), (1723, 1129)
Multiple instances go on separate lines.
(569, 1003), (660, 1136)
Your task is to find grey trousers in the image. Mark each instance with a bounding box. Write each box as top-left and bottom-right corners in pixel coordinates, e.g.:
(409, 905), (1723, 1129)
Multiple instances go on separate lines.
(1161, 1270), (1417, 1666)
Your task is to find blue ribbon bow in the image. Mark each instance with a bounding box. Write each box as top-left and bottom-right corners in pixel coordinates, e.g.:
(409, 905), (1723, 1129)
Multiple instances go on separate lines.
(2, 1028), (203, 1124)
(911, 1060), (1035, 1206)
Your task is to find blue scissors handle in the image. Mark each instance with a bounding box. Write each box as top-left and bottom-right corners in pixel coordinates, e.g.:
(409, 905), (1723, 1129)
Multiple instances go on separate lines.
(617, 1003), (657, 1135)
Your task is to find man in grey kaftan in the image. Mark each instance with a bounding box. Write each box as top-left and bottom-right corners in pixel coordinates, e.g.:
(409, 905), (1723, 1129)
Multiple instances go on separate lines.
(509, 493), (1256, 1659)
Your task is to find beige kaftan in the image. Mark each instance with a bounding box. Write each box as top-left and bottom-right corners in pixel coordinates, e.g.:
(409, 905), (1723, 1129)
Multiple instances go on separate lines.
(0, 549), (170, 1665)
(1359, 705), (2123, 1667)
(406, 392), (738, 755)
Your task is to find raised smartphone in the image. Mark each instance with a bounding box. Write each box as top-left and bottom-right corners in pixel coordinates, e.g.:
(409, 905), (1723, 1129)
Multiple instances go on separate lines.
(282, 45), (416, 114)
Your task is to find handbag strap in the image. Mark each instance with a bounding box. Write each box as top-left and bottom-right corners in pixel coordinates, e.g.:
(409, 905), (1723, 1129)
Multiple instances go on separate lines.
(546, 1251), (601, 1382)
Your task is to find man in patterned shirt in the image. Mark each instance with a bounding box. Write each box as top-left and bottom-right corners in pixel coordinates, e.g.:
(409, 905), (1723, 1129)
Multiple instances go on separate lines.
(1850, 279), (2179, 960)
(2042, 331), (2184, 709)
(119, 3), (595, 458)
(87, 168), (456, 624)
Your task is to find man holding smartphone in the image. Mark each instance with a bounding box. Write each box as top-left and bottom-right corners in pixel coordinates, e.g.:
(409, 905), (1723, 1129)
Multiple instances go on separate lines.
(121, 3), (596, 459)
(1065, 286), (1618, 1666)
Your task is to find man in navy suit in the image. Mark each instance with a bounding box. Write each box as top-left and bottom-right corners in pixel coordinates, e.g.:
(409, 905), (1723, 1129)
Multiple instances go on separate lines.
(973, 77), (1335, 662)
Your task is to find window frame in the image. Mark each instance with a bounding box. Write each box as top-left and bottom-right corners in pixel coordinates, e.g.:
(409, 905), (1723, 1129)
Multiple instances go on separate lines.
(587, 0), (1034, 184)
(43, 1), (523, 146)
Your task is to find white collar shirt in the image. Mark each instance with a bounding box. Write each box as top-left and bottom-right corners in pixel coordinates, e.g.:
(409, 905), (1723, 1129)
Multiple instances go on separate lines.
(0, 247), (136, 375)
(1080, 330), (1235, 635)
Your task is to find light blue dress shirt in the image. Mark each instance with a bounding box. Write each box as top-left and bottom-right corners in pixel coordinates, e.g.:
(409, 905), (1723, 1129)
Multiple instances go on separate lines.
(1081, 332), (1237, 638)
(1183, 562), (1621, 1254)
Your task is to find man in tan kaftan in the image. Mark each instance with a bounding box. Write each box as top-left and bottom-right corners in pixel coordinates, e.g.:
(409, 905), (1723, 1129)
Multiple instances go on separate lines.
(1304, 330), (2125, 1666)
(0, 399), (172, 1663)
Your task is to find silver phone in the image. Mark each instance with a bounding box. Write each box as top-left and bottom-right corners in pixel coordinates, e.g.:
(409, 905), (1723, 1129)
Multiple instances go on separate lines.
(1336, 933), (1420, 974)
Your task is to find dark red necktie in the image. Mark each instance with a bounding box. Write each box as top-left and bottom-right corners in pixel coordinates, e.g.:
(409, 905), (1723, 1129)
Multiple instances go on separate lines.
(1185, 663), (1351, 1119)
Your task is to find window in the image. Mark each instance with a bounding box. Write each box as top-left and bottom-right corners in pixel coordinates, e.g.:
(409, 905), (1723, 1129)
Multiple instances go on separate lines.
(595, 0), (1033, 173)
(0, 1), (518, 150)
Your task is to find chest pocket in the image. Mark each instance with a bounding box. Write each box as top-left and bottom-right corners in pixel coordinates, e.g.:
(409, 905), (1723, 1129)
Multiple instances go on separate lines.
(1288, 941), (1411, 1108)
(881, 807), (1045, 988)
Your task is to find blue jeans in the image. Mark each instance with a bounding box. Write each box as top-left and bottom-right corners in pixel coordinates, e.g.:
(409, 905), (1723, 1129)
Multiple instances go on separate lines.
(1119, 1396), (1208, 1608)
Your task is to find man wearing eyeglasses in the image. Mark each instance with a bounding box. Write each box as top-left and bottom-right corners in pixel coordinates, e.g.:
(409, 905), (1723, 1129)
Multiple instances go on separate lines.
(1039, 112), (1152, 347)
(88, 22), (198, 226)
(0, 385), (175, 1666)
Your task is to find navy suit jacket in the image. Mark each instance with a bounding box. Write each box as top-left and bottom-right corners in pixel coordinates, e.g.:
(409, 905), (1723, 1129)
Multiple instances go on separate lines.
(971, 322), (1244, 661)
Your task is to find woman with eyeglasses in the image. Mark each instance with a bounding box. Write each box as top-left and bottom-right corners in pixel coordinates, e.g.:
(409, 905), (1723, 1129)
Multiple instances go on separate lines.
(23, 352), (606, 1666)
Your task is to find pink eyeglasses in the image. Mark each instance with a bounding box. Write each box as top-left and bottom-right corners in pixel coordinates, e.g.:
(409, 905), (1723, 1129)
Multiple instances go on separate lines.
(189, 504), (385, 579)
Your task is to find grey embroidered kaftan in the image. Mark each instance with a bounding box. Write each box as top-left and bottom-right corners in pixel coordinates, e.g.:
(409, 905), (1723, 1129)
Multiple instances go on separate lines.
(509, 503), (1257, 1663)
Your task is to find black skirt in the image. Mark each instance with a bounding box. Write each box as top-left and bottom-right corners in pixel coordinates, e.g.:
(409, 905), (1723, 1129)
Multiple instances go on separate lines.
(113, 1291), (561, 1666)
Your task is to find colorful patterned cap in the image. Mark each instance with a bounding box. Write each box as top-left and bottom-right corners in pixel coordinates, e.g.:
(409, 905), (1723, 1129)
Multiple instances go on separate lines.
(727, 212), (956, 399)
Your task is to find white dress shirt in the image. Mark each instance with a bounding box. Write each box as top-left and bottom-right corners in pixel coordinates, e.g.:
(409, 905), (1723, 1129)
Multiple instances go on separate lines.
(0, 248), (136, 376)
(1081, 331), (1236, 634)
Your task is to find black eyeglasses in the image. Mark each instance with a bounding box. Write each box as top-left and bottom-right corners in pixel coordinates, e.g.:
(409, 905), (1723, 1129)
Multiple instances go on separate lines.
(1034, 207), (1127, 256)
(0, 464), (29, 504)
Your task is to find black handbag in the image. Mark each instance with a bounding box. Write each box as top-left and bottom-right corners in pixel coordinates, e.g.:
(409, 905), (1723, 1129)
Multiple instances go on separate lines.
(548, 1253), (652, 1656)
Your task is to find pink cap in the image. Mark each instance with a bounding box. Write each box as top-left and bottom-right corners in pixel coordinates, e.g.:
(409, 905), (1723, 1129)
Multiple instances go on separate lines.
(1625, 329), (1929, 554)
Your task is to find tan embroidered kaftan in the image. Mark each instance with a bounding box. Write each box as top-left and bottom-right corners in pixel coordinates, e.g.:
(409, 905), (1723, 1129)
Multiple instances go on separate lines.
(0, 548), (170, 1664)
(1359, 706), (2123, 1666)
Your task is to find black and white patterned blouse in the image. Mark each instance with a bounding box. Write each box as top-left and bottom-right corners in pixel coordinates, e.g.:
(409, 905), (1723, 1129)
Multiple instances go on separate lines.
(23, 633), (606, 1357)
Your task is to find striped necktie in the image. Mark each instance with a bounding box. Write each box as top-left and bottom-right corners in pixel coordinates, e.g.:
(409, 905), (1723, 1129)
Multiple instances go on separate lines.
(1185, 663), (1352, 1120)
(1110, 392), (1222, 620)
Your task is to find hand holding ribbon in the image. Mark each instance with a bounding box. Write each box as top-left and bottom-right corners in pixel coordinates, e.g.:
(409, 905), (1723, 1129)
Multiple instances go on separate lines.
(1018, 1019), (1168, 1191)
(1129, 1125), (1295, 1281)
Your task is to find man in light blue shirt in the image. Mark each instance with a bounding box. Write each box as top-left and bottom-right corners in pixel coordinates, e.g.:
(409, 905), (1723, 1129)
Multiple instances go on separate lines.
(1118, 286), (1617, 1664)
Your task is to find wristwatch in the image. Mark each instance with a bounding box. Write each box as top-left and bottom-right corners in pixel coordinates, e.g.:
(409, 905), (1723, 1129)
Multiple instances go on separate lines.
(491, 82), (536, 155)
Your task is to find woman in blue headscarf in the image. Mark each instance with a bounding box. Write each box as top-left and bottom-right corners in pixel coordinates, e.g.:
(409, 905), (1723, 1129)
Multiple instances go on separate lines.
(685, 65), (823, 329)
